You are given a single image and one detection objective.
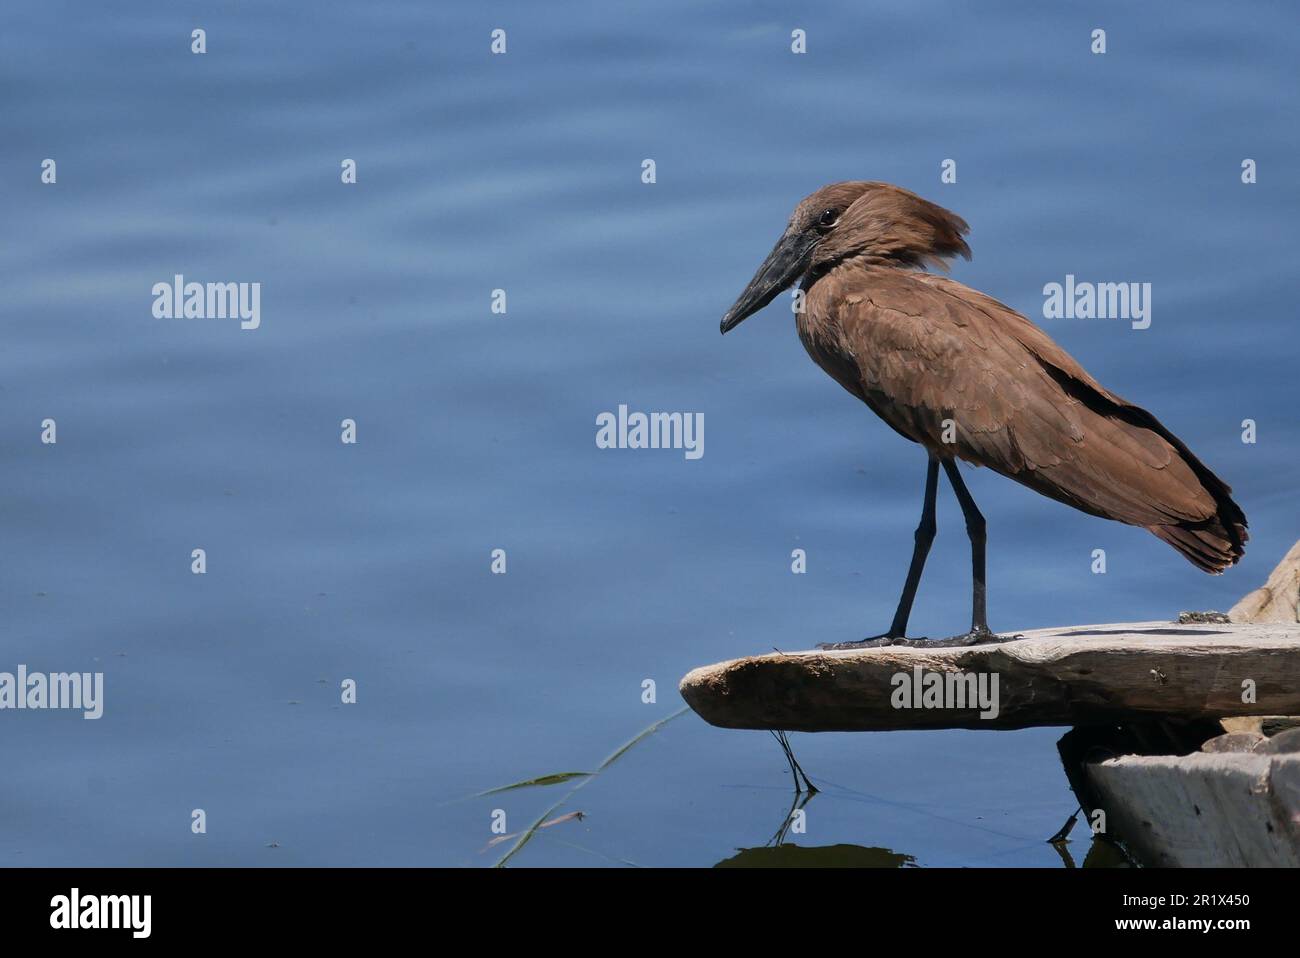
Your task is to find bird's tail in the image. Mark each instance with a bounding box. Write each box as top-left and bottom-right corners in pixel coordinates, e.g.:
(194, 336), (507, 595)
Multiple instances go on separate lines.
(1141, 442), (1247, 574)
(1027, 354), (1249, 575)
(1147, 508), (1247, 575)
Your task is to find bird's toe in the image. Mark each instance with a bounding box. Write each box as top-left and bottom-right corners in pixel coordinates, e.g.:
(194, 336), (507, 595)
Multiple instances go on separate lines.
(932, 628), (1024, 647)
(816, 634), (926, 650)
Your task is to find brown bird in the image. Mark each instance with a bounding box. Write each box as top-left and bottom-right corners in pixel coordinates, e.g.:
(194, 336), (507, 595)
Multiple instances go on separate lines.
(720, 181), (1247, 647)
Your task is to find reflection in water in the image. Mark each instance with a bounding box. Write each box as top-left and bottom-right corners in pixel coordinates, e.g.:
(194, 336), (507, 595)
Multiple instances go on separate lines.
(725, 751), (1134, 869)
(765, 789), (816, 847)
(718, 833), (1127, 868)
(1050, 838), (1134, 869)
(716, 844), (917, 868)
(1079, 840), (1134, 868)
(721, 784), (915, 868)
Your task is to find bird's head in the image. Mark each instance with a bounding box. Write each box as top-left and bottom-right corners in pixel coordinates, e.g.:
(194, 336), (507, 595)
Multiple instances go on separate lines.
(719, 181), (971, 334)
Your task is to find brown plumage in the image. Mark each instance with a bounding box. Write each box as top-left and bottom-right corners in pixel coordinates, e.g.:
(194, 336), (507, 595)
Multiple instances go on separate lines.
(720, 181), (1246, 644)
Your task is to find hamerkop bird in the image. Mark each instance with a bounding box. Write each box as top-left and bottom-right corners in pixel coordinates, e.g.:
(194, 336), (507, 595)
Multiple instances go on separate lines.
(720, 181), (1247, 647)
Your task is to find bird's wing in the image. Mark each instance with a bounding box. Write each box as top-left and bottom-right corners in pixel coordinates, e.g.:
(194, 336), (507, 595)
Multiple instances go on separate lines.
(827, 270), (1245, 569)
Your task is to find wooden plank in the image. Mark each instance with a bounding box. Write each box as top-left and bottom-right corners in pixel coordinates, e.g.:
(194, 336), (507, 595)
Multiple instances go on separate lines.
(1086, 753), (1300, 867)
(678, 621), (1300, 732)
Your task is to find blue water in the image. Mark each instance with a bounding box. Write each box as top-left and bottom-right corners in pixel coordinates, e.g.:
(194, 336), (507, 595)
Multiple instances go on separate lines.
(1, 1), (1296, 866)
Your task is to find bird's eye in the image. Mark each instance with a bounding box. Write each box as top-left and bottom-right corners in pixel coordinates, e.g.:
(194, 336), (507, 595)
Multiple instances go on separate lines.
(818, 209), (839, 228)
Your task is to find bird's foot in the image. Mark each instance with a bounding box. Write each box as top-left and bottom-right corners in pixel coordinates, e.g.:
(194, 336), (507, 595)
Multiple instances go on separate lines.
(817, 633), (928, 650)
(926, 627), (1024, 648)
(817, 628), (1024, 651)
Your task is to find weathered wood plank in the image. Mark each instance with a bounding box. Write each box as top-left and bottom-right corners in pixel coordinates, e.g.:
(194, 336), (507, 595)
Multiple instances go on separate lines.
(678, 621), (1300, 732)
(1087, 753), (1300, 867)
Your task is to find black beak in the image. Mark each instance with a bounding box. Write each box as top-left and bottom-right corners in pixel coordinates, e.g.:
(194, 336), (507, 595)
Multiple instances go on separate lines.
(720, 230), (817, 334)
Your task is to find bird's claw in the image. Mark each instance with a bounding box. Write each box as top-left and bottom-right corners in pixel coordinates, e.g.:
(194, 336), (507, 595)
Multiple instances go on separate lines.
(817, 629), (1024, 650)
(817, 634), (927, 650)
(928, 628), (1024, 647)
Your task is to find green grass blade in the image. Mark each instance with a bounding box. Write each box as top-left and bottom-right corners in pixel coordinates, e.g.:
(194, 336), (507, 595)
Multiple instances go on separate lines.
(493, 707), (689, 867)
(474, 771), (593, 797)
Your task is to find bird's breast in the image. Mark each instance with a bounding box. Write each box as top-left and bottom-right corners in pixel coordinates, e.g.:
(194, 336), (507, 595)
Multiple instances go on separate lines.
(797, 275), (940, 449)
(796, 292), (866, 402)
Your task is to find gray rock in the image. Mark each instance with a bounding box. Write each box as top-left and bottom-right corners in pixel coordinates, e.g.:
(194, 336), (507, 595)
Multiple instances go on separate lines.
(1257, 727), (1300, 754)
(1201, 732), (1266, 753)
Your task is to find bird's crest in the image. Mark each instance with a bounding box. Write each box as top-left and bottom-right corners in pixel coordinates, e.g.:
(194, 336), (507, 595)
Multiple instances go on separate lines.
(804, 181), (972, 272)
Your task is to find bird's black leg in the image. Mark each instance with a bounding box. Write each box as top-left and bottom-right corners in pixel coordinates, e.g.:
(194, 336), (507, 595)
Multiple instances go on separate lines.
(937, 459), (1019, 646)
(887, 456), (940, 638)
(942, 458), (988, 634)
(818, 456), (938, 650)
